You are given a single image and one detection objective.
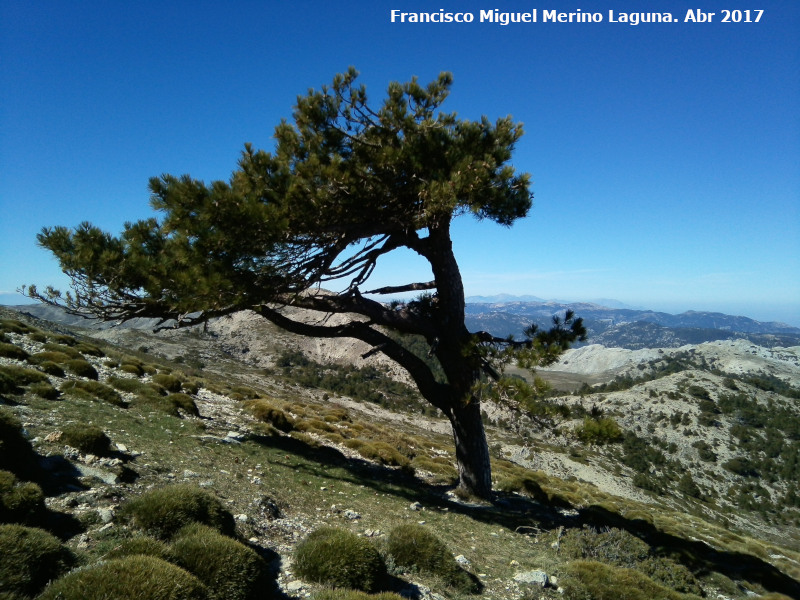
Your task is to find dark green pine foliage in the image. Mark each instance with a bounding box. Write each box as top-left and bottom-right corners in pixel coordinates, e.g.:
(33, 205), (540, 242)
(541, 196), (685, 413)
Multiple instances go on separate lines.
(28, 68), (585, 498)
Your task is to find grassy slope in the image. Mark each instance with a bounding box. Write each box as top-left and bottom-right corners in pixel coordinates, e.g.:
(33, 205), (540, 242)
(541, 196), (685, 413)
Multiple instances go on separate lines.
(1, 307), (799, 600)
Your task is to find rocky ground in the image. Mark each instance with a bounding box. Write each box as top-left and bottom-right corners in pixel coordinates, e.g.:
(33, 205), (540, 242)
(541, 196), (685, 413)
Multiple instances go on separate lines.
(4, 306), (800, 599)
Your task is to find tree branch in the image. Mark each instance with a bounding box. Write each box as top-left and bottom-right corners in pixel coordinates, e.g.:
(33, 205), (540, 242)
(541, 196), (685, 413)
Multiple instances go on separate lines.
(253, 304), (449, 411)
(364, 281), (436, 295)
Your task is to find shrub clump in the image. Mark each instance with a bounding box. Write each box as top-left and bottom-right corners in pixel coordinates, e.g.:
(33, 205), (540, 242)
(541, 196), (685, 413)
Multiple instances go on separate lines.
(0, 319), (36, 334)
(0, 364), (50, 388)
(104, 536), (172, 561)
(167, 393), (200, 417)
(0, 342), (30, 361)
(120, 361), (146, 376)
(575, 417), (624, 444)
(152, 373), (183, 393)
(130, 390), (199, 417)
(0, 409), (39, 476)
(561, 559), (694, 600)
(29, 381), (61, 400)
(64, 359), (99, 380)
(171, 523), (272, 600)
(0, 470), (45, 524)
(61, 423), (112, 456)
(27, 350), (74, 366)
(38, 555), (210, 600)
(243, 399), (295, 432)
(344, 439), (410, 468)
(36, 360), (67, 377)
(59, 380), (125, 406)
(0, 524), (75, 598)
(559, 527), (650, 568)
(294, 527), (387, 592)
(121, 485), (235, 540)
(386, 524), (478, 593)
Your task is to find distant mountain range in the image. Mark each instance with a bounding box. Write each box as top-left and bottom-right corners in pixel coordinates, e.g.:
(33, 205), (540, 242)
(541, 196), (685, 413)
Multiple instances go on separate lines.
(12, 297), (800, 350)
(464, 298), (800, 349)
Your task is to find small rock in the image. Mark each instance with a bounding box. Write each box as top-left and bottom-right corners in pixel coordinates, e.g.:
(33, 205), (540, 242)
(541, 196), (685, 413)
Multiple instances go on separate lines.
(235, 514), (249, 523)
(455, 554), (470, 566)
(343, 510), (361, 520)
(226, 431), (245, 440)
(97, 507), (114, 524)
(116, 443), (128, 452)
(409, 501), (422, 511)
(514, 570), (549, 587)
(183, 470), (199, 478)
(286, 581), (304, 593)
(509, 559), (520, 566)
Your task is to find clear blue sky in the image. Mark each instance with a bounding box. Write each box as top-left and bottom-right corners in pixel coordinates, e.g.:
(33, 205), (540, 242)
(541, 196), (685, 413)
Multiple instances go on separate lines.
(2, 1), (798, 325)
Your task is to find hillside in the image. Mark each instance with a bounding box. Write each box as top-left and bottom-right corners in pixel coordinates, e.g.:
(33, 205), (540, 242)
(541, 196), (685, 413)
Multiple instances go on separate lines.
(2, 306), (800, 599)
(463, 300), (800, 349)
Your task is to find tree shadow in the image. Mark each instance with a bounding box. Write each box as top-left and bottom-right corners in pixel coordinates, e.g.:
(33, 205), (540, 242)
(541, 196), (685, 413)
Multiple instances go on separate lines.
(246, 432), (800, 598)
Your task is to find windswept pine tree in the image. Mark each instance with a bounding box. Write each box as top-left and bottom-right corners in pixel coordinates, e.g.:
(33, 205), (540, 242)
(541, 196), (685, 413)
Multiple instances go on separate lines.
(27, 69), (584, 499)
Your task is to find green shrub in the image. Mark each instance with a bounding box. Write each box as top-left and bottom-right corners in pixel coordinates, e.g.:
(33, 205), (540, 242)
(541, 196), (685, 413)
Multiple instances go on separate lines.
(49, 334), (77, 346)
(495, 474), (550, 503)
(59, 380), (124, 406)
(29, 381), (61, 400)
(640, 556), (702, 595)
(75, 341), (104, 357)
(575, 417), (624, 444)
(153, 373), (183, 393)
(0, 524), (74, 598)
(103, 536), (172, 561)
(167, 393), (200, 417)
(182, 380), (201, 394)
(294, 527), (387, 592)
(27, 350), (73, 366)
(120, 362), (145, 376)
(0, 371), (18, 395)
(108, 375), (152, 394)
(344, 440), (410, 468)
(61, 424), (112, 456)
(35, 361), (66, 377)
(386, 524), (478, 593)
(0, 319), (35, 334)
(0, 364), (49, 387)
(130, 391), (198, 418)
(38, 555), (210, 600)
(411, 456), (458, 485)
(64, 359), (98, 380)
(561, 560), (695, 600)
(171, 523), (271, 600)
(43, 342), (81, 357)
(0, 343), (30, 361)
(0, 410), (39, 477)
(559, 527), (650, 569)
(0, 470), (44, 524)
(121, 485), (235, 540)
(243, 399), (295, 432)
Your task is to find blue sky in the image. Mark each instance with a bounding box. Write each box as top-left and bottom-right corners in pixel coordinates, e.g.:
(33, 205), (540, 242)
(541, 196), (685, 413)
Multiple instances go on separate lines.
(1, 1), (798, 325)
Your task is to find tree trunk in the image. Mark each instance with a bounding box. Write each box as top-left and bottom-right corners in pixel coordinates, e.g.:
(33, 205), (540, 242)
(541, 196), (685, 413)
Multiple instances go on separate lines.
(446, 396), (493, 500)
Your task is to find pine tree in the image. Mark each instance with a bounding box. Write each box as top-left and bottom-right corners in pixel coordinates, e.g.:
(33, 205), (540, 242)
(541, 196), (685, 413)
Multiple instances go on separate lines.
(26, 69), (584, 499)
